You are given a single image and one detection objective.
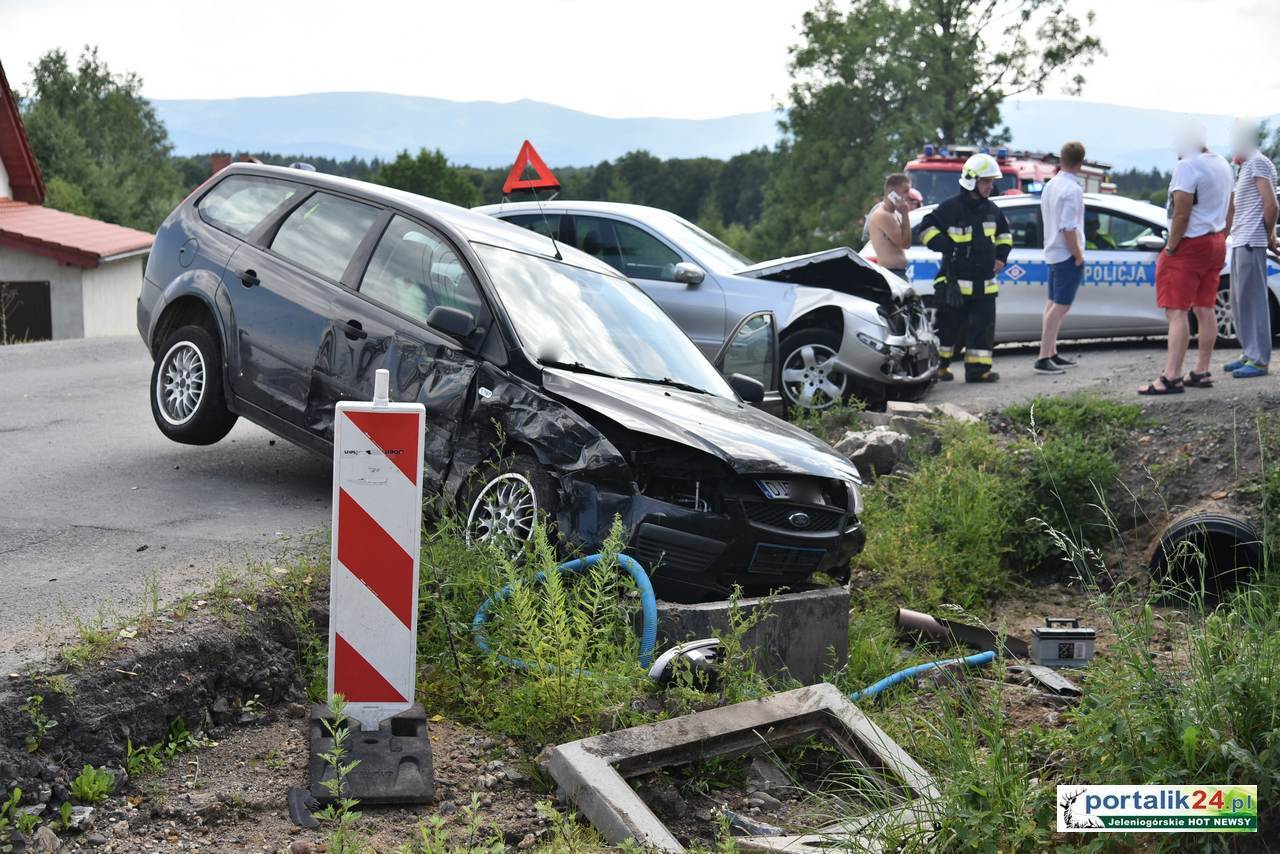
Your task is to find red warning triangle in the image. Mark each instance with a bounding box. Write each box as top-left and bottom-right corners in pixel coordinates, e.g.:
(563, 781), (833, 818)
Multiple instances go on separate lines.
(334, 633), (407, 703)
(502, 140), (560, 194)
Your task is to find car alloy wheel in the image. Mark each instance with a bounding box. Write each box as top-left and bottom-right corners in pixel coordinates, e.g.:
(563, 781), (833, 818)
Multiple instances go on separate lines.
(155, 340), (206, 427)
(466, 472), (539, 549)
(1214, 286), (1237, 341)
(781, 342), (848, 410)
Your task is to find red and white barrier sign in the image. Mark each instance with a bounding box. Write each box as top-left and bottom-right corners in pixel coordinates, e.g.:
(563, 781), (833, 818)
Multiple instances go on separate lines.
(328, 369), (426, 731)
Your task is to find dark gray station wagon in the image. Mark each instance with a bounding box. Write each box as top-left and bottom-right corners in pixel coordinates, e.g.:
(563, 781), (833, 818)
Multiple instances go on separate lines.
(138, 164), (867, 602)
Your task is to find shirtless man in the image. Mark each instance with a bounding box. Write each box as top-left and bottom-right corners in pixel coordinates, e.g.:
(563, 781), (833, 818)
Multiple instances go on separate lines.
(867, 173), (914, 278)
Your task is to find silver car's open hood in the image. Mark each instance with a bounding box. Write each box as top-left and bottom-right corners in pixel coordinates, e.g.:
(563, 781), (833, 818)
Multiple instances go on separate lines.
(735, 247), (914, 305)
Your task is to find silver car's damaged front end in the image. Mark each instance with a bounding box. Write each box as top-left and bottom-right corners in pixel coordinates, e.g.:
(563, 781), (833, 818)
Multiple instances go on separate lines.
(734, 248), (939, 403)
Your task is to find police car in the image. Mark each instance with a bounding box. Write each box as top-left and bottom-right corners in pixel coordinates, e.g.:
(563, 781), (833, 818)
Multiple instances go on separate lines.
(876, 193), (1280, 344)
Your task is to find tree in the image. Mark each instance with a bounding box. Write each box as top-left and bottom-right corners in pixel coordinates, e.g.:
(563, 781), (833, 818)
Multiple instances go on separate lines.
(373, 148), (479, 207)
(756, 0), (1103, 255)
(20, 47), (183, 231)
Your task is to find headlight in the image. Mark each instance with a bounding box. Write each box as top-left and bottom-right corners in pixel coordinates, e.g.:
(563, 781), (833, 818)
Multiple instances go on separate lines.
(845, 479), (864, 516)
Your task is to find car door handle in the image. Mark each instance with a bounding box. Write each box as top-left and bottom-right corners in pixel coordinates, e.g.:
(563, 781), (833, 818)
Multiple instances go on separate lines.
(238, 269), (260, 287)
(343, 320), (367, 340)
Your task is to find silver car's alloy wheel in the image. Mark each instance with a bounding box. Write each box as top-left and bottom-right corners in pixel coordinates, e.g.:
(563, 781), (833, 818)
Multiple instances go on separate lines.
(466, 473), (538, 548)
(155, 341), (206, 427)
(782, 343), (847, 410)
(1214, 287), (1237, 341)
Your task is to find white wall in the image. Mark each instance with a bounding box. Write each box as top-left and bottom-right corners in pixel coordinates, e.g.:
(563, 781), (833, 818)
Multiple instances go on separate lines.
(81, 255), (144, 337)
(0, 157), (11, 199)
(0, 247), (83, 339)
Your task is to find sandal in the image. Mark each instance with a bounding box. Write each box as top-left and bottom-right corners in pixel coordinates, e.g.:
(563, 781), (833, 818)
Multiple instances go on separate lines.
(1184, 370), (1213, 388)
(1138, 375), (1184, 395)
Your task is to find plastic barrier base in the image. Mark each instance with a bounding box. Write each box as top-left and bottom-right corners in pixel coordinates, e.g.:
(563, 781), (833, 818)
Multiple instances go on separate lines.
(308, 703), (434, 805)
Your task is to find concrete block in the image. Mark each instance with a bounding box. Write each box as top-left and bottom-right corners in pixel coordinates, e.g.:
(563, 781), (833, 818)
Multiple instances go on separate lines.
(651, 586), (850, 685)
(885, 400), (934, 418)
(934, 402), (980, 424)
(542, 683), (939, 852)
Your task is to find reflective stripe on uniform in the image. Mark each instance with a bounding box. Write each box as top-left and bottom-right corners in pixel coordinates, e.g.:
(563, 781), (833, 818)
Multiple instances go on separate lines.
(965, 349), (994, 365)
(994, 232), (1013, 247)
(922, 226), (941, 244)
(933, 274), (947, 285)
(947, 226), (972, 243)
(982, 221), (996, 237)
(984, 279), (1000, 295)
(938, 346), (954, 359)
(957, 279), (974, 296)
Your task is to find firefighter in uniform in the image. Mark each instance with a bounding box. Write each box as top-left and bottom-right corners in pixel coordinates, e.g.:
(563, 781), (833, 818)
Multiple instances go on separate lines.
(920, 153), (1013, 382)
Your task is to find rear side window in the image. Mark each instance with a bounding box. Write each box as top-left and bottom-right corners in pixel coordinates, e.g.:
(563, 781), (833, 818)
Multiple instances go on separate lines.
(503, 213), (564, 240)
(270, 193), (380, 282)
(198, 176), (298, 237)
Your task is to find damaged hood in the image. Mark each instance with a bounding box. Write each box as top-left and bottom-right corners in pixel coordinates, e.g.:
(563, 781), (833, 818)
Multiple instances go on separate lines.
(735, 247), (915, 304)
(542, 369), (860, 481)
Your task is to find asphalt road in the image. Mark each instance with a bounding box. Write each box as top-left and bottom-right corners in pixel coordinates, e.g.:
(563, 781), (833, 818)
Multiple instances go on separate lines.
(2, 334), (1276, 672)
(926, 336), (1272, 413)
(0, 336), (330, 672)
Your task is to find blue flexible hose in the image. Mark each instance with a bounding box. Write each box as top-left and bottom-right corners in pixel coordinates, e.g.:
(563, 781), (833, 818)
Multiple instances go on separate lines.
(471, 553), (658, 671)
(848, 650), (996, 702)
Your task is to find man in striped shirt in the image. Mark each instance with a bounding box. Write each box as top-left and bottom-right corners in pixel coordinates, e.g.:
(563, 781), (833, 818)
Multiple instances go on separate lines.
(1225, 121), (1278, 378)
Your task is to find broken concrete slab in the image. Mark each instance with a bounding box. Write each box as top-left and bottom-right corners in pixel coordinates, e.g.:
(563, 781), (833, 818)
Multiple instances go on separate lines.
(834, 428), (909, 478)
(650, 586), (850, 686)
(885, 401), (934, 418)
(542, 683), (938, 852)
(934, 402), (981, 424)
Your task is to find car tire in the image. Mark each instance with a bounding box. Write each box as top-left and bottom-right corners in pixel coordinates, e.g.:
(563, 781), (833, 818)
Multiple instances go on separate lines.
(149, 324), (237, 445)
(1210, 276), (1239, 346)
(460, 454), (557, 554)
(779, 328), (853, 411)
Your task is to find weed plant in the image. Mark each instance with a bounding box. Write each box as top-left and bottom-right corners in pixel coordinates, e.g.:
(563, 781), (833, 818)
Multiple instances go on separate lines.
(69, 765), (114, 803)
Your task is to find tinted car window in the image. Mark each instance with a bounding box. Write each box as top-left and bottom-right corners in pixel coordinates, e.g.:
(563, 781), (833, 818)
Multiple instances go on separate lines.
(1003, 205), (1042, 247)
(1086, 206), (1164, 250)
(198, 176), (298, 237)
(573, 216), (681, 281)
(503, 213), (564, 240)
(360, 215), (484, 323)
(271, 193), (380, 282)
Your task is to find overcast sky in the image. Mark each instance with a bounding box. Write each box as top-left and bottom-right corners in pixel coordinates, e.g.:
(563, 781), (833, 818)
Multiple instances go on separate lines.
(2, 0), (1277, 119)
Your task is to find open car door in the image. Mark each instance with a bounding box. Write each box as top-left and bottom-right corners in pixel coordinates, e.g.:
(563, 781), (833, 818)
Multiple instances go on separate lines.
(713, 310), (783, 417)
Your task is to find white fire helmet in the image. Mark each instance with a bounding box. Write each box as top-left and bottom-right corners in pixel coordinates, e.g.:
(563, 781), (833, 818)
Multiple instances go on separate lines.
(959, 153), (1002, 191)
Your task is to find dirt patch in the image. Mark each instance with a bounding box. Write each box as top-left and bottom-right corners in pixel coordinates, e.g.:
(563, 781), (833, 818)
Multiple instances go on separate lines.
(38, 713), (558, 852)
(0, 592), (310, 831)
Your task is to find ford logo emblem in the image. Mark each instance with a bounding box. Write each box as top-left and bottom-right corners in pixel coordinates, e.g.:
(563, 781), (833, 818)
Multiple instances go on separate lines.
(788, 511), (811, 529)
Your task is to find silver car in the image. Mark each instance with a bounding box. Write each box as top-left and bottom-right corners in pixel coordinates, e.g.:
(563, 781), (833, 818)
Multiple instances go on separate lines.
(476, 201), (938, 409)
(883, 193), (1280, 343)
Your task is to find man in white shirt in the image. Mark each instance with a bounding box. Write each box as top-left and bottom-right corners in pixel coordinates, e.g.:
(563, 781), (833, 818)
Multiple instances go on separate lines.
(1140, 124), (1234, 395)
(1036, 141), (1087, 374)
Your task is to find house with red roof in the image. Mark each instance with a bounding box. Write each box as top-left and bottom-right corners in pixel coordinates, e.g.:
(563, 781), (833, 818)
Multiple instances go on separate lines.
(0, 60), (153, 341)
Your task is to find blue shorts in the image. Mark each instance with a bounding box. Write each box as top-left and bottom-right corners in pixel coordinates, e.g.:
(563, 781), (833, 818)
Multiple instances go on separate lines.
(1047, 258), (1083, 306)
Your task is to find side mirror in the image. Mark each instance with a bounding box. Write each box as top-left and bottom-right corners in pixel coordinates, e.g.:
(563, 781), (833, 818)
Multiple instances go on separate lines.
(426, 305), (476, 339)
(673, 262), (706, 286)
(1136, 234), (1166, 251)
(728, 373), (765, 403)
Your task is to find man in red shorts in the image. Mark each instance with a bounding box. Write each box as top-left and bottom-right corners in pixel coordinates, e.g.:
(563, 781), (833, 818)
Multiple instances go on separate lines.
(1140, 124), (1234, 395)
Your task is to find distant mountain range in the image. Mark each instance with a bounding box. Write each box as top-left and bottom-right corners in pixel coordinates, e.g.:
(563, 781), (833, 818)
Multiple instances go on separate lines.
(151, 93), (1278, 171)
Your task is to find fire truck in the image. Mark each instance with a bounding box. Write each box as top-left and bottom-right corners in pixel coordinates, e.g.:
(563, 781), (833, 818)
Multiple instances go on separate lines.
(1004, 149), (1116, 195)
(904, 145), (1116, 204)
(904, 144), (1021, 205)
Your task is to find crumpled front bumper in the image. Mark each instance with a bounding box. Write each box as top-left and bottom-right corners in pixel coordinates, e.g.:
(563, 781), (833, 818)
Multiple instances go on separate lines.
(555, 477), (865, 603)
(832, 301), (939, 387)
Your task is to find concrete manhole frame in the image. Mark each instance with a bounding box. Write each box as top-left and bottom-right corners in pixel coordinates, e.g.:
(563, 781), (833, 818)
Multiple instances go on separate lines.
(542, 683), (941, 851)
